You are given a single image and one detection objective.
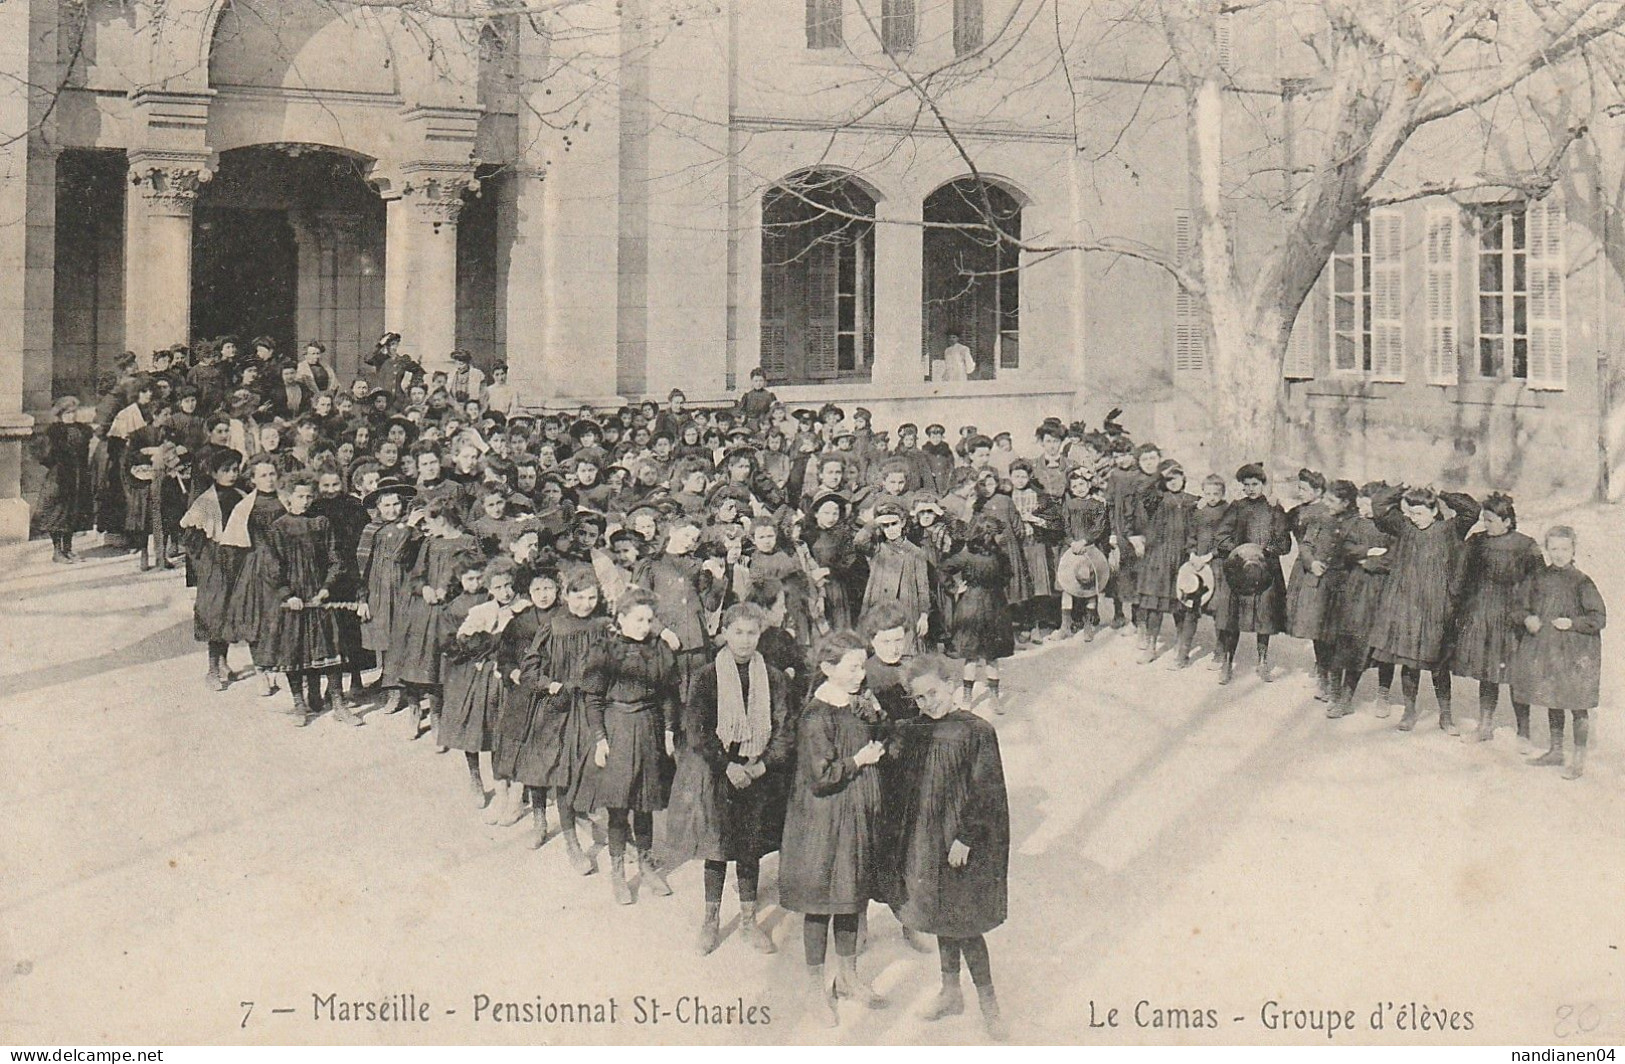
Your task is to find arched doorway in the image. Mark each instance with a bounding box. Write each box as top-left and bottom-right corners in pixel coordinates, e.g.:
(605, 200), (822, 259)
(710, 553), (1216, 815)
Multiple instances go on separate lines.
(922, 178), (1023, 379)
(191, 145), (386, 380)
(760, 169), (877, 384)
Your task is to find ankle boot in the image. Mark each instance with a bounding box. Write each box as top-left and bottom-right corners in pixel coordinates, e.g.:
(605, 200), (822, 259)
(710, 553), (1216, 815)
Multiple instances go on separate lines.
(695, 903), (722, 955)
(528, 800), (551, 848)
(1313, 668), (1330, 702)
(609, 854), (633, 905)
(1562, 740), (1587, 780)
(1530, 732), (1565, 767)
(806, 965), (839, 1028)
(1438, 704), (1460, 736)
(561, 820), (596, 874)
(381, 687), (404, 714)
(259, 669), (277, 698)
(1218, 657), (1234, 686)
(331, 689), (363, 727)
(922, 979), (964, 1021)
(900, 926), (933, 954)
(288, 687), (310, 728)
(466, 768), (488, 809)
(498, 783), (528, 827)
(977, 985), (1009, 1041)
(1326, 685), (1355, 719)
(740, 901), (775, 954)
(1137, 633), (1157, 664)
(638, 849), (672, 896)
(833, 954), (887, 1009)
(483, 781), (508, 824)
(1256, 646), (1273, 683)
(1397, 701), (1420, 731)
(1473, 705), (1495, 742)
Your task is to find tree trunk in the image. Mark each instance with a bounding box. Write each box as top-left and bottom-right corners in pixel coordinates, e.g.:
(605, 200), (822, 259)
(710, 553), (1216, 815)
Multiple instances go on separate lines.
(1207, 305), (1287, 476)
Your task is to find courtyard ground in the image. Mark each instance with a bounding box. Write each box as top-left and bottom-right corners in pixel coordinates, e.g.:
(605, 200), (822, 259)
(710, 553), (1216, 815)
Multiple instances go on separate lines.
(1, 506), (1621, 1046)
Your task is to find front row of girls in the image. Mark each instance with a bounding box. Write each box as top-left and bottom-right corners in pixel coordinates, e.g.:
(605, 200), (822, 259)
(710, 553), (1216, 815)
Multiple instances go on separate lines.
(1144, 462), (1604, 779)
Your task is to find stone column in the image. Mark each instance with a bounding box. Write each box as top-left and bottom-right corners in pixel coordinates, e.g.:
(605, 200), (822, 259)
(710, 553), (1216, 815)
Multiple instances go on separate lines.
(0, 0), (36, 539)
(872, 196), (926, 386)
(383, 174), (473, 383)
(125, 154), (213, 364)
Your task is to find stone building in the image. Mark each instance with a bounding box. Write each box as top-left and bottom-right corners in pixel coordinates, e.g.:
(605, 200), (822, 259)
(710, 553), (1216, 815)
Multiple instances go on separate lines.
(0, 0), (1621, 541)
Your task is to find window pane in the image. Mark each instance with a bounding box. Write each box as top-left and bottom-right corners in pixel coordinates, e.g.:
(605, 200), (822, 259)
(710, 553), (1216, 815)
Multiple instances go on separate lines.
(1513, 253), (1526, 292)
(1512, 210), (1526, 250)
(837, 295), (855, 331)
(1479, 337), (1500, 377)
(1334, 257), (1354, 292)
(1335, 230), (1353, 255)
(1479, 252), (1502, 292)
(1335, 334), (1356, 371)
(1513, 338), (1528, 379)
(838, 334), (855, 371)
(1480, 215), (1500, 250)
(1362, 330), (1373, 372)
(1361, 254), (1371, 289)
(1334, 294), (1355, 332)
(1480, 294), (1502, 335)
(1513, 295), (1527, 335)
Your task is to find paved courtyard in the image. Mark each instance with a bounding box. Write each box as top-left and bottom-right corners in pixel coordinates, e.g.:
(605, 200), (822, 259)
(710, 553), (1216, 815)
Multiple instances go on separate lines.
(2, 509), (1622, 1046)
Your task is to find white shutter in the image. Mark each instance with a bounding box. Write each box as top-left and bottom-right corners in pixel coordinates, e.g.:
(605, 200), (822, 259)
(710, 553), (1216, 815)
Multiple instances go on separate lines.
(1526, 196), (1567, 390)
(1283, 289), (1315, 379)
(1174, 209), (1205, 372)
(1424, 206), (1458, 385)
(1369, 208), (1405, 381)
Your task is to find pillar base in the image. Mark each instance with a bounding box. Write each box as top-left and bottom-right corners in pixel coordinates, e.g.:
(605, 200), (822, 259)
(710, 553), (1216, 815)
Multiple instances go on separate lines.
(0, 497), (31, 545)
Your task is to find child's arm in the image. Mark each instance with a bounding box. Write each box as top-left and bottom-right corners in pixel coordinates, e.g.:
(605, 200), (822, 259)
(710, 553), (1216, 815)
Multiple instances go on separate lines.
(1570, 575), (1607, 634)
(805, 710), (864, 797)
(1440, 491), (1482, 539)
(684, 667), (730, 765)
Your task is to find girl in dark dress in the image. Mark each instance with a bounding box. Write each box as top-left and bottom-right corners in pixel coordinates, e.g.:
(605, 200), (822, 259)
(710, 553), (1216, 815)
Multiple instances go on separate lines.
(1180, 474), (1229, 670)
(225, 457), (288, 698)
(743, 576), (810, 710)
(445, 559), (523, 812)
(488, 568), (554, 828)
(1134, 460), (1198, 665)
(807, 493), (866, 633)
(1057, 466), (1110, 640)
(34, 396), (94, 562)
(1214, 463), (1291, 685)
(311, 467), (372, 697)
(1324, 483), (1396, 717)
(573, 587), (681, 905)
(392, 496), (483, 740)
(972, 467), (1033, 632)
(941, 516), (1015, 716)
(179, 448), (247, 690)
(780, 630), (892, 1027)
(1514, 526), (1606, 780)
(1369, 485), (1481, 734)
(632, 516), (726, 711)
(665, 603), (795, 956)
(356, 482), (418, 711)
(514, 567), (603, 874)
(899, 654), (1012, 1042)
(267, 471), (353, 727)
(1287, 477), (1355, 702)
(1449, 493), (1543, 743)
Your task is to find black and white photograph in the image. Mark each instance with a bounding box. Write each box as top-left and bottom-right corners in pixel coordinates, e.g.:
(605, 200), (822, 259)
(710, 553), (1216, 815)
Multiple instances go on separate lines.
(0, 0), (1622, 1051)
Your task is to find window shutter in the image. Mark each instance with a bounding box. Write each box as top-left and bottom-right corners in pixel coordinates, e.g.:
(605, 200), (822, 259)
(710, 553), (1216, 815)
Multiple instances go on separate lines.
(1217, 17), (1233, 72)
(806, 0), (842, 49)
(1174, 210), (1205, 372)
(1424, 207), (1458, 385)
(882, 0), (916, 52)
(1526, 196), (1567, 390)
(954, 0), (984, 55)
(806, 239), (840, 380)
(1369, 208), (1405, 382)
(1283, 293), (1315, 379)
(760, 228), (789, 380)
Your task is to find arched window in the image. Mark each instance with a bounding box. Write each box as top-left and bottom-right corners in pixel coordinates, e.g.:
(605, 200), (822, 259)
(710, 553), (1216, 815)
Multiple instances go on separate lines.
(761, 171), (877, 383)
(923, 179), (1023, 378)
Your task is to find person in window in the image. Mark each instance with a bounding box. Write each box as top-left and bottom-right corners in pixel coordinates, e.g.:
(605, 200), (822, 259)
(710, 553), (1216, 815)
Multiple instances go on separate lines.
(933, 332), (977, 383)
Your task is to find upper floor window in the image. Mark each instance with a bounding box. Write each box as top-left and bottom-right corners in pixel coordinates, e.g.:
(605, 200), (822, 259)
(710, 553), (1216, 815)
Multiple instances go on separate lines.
(807, 0), (842, 49)
(881, 0), (916, 53)
(1328, 209), (1403, 380)
(954, 0), (984, 55)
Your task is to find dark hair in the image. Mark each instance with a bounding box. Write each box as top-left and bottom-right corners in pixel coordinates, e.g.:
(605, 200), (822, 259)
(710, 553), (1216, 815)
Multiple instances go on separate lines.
(304, 340), (326, 354)
(744, 574), (785, 610)
(903, 652), (960, 685)
(1329, 479), (1358, 506)
(615, 586), (657, 618)
(814, 629), (869, 669)
(1297, 468), (1327, 492)
(721, 602), (769, 631)
(1235, 462), (1267, 483)
(1482, 491), (1517, 529)
(1401, 485), (1438, 510)
(282, 468), (319, 493)
(860, 601), (913, 641)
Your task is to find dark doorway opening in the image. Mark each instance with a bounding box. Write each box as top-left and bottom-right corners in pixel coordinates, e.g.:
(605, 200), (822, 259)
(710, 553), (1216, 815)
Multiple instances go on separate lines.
(191, 206), (298, 352)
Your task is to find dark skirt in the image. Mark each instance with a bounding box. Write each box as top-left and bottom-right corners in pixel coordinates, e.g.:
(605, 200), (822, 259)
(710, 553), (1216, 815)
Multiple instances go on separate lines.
(269, 605), (344, 672)
(662, 753), (786, 864)
(440, 659), (502, 752)
(391, 596), (445, 685)
(1450, 588), (1523, 684)
(1218, 562), (1287, 635)
(949, 587), (1014, 662)
(1285, 561), (1335, 640)
(191, 542), (247, 644)
(508, 690), (593, 793)
(225, 545), (282, 665)
(571, 705), (670, 813)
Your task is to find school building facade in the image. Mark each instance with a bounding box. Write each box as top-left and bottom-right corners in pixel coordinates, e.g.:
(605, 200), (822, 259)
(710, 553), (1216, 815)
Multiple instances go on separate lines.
(0, 0), (1621, 541)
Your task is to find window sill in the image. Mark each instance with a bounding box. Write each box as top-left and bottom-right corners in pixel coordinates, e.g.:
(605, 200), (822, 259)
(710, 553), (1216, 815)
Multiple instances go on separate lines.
(770, 377), (1075, 402)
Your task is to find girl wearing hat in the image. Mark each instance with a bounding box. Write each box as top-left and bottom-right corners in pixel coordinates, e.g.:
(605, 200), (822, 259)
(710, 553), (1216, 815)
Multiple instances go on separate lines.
(1134, 460), (1198, 665)
(1368, 485), (1482, 734)
(1448, 492), (1543, 742)
(392, 495), (484, 741)
(1006, 459), (1060, 645)
(35, 395), (94, 563)
(806, 493), (866, 633)
(972, 468), (1032, 650)
(1213, 463), (1291, 685)
(1056, 465), (1110, 641)
(1285, 472), (1354, 701)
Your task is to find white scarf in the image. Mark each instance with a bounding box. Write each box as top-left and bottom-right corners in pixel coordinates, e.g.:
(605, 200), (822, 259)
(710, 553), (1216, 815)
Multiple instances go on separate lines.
(179, 488), (256, 548)
(715, 649), (771, 760)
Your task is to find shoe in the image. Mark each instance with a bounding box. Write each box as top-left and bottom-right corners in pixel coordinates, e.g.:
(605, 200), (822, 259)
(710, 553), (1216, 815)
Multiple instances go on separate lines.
(978, 986), (1010, 1041)
(528, 804), (551, 849)
(610, 855), (633, 905)
(696, 905), (722, 955)
(467, 772), (488, 809)
(1313, 672), (1330, 703)
(497, 786), (528, 827)
(381, 689), (404, 714)
(832, 954), (887, 1009)
(1438, 710), (1460, 737)
(1562, 745), (1587, 780)
(638, 850), (672, 896)
(331, 695), (364, 727)
(1256, 650), (1273, 683)
(900, 926), (933, 954)
(562, 827), (596, 875)
(288, 691), (310, 728)
(922, 983), (964, 1021)
(806, 966), (839, 1028)
(1529, 739), (1565, 767)
(1397, 704), (1420, 731)
(1473, 712), (1495, 743)
(740, 902), (776, 954)
(1217, 659), (1234, 686)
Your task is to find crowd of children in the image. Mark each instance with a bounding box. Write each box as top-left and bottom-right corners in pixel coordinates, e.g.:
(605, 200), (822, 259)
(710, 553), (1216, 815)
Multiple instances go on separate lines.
(29, 332), (1610, 1037)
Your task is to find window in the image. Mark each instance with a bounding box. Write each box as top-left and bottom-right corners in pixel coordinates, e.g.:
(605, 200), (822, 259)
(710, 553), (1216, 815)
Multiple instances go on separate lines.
(882, 0), (916, 52)
(1327, 210), (1403, 380)
(761, 171), (876, 383)
(1173, 210), (1204, 372)
(1424, 207), (1458, 384)
(1475, 198), (1566, 388)
(807, 0), (842, 49)
(923, 179), (1023, 378)
(954, 0), (984, 55)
